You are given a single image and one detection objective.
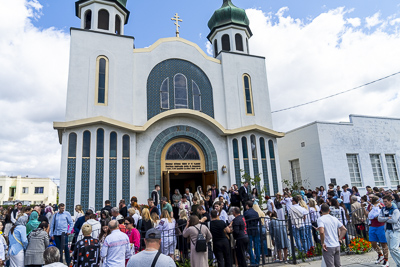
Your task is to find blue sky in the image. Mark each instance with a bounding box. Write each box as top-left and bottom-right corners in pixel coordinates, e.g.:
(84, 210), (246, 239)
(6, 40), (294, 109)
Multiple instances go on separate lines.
(33, 0), (399, 49)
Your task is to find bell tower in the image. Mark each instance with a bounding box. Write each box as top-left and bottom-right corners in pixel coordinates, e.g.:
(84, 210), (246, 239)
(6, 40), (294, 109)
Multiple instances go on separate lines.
(75, 0), (130, 35)
(207, 0), (252, 57)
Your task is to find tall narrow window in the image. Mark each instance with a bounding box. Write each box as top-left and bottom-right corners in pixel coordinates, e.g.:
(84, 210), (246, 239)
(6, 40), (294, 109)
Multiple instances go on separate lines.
(68, 133), (77, 158)
(268, 140), (279, 194)
(259, 137), (270, 195)
(123, 135), (130, 158)
(115, 15), (121, 34)
(98, 9), (109, 30)
(246, 38), (249, 54)
(233, 139), (241, 185)
(96, 56), (108, 105)
(160, 78), (169, 109)
(192, 81), (201, 111)
(347, 154), (362, 187)
(110, 132), (117, 158)
(242, 137), (248, 159)
(290, 159), (302, 186)
(174, 74), (188, 109)
(214, 40), (218, 57)
(96, 129), (104, 158)
(82, 131), (91, 157)
(235, 34), (243, 51)
(250, 135), (257, 159)
(84, 10), (92, 30)
(243, 74), (254, 115)
(222, 34), (230, 51)
(370, 154), (385, 186)
(386, 155), (399, 186)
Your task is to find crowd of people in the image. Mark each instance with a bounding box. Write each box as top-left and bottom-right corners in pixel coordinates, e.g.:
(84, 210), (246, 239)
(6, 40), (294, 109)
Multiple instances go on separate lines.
(0, 182), (399, 267)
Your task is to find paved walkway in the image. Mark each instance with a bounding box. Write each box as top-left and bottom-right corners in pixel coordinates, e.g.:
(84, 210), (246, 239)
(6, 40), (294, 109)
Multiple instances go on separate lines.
(266, 252), (395, 266)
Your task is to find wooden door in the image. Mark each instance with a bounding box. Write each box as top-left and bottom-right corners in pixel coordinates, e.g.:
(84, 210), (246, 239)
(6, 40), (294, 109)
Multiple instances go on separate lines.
(203, 171), (217, 191)
(162, 171), (170, 202)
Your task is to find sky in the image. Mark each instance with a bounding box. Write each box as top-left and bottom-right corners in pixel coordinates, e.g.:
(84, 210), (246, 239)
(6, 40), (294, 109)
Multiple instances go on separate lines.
(1, 0), (400, 179)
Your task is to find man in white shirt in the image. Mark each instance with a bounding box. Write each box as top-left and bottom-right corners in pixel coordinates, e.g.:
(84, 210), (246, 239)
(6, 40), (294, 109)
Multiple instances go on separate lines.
(341, 185), (351, 212)
(101, 220), (132, 267)
(318, 204), (347, 267)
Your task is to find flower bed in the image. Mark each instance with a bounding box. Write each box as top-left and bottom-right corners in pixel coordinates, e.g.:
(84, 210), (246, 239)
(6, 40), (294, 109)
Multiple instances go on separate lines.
(349, 238), (372, 254)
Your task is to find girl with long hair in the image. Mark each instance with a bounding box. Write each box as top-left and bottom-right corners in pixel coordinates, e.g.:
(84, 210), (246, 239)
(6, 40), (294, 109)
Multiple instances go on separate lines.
(156, 210), (176, 259)
(98, 220), (110, 245)
(318, 186), (327, 201)
(308, 198), (320, 245)
(75, 205), (84, 220)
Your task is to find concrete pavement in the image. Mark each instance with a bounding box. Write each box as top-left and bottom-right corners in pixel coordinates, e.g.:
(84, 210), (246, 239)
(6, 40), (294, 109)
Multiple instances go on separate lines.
(265, 252), (396, 266)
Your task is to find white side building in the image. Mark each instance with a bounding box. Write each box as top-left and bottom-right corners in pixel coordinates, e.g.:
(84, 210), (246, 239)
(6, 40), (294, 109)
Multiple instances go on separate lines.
(0, 176), (58, 205)
(278, 115), (400, 195)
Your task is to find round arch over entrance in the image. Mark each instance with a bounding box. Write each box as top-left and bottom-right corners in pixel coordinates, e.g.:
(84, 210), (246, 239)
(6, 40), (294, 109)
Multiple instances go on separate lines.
(148, 125), (218, 196)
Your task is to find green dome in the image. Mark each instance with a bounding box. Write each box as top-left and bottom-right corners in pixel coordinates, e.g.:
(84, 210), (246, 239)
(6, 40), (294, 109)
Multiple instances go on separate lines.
(207, 0), (252, 37)
(117, 0), (127, 7)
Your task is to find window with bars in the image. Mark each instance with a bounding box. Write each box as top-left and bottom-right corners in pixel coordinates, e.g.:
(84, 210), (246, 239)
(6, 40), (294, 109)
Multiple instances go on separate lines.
(386, 154), (399, 186)
(370, 154), (385, 186)
(290, 159), (302, 186)
(347, 154), (362, 187)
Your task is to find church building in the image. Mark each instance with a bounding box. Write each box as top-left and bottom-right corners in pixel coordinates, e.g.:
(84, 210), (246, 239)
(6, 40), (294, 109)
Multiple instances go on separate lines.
(54, 0), (284, 212)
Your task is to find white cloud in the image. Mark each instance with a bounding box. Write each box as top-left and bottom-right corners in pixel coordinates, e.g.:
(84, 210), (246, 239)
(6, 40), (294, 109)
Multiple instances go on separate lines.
(205, 41), (213, 56)
(246, 7), (400, 132)
(347, 17), (361, 27)
(0, 0), (69, 178)
(366, 12), (382, 28)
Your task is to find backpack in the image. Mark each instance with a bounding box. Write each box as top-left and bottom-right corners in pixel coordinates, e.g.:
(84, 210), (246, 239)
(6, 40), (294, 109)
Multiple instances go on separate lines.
(192, 225), (207, 252)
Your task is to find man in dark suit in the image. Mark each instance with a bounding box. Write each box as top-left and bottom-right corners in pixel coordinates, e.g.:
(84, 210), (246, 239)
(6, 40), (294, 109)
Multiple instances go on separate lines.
(239, 181), (250, 210)
(244, 200), (260, 265)
(210, 184), (219, 202)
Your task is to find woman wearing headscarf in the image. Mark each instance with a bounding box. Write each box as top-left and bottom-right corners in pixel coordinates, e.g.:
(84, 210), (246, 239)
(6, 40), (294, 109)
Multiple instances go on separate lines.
(9, 217), (28, 267)
(26, 211), (41, 236)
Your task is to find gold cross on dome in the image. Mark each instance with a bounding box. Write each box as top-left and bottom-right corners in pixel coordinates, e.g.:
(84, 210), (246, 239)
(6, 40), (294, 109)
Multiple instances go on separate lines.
(171, 13), (183, 37)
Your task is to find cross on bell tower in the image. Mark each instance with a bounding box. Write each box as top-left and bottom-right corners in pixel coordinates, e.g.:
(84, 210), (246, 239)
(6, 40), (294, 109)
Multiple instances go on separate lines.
(171, 13), (183, 37)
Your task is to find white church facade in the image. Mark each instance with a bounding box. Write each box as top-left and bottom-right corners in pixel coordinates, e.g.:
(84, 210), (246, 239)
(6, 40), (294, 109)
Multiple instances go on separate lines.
(54, 0), (284, 212)
(278, 114), (400, 195)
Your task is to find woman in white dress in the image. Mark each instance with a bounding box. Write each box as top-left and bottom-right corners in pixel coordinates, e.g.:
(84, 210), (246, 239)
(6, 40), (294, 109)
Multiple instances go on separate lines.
(156, 209), (176, 259)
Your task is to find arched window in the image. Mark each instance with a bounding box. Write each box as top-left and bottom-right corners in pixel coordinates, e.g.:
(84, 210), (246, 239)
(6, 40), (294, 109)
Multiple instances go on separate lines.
(214, 40), (218, 57)
(242, 137), (248, 159)
(166, 142), (200, 160)
(96, 56), (108, 105)
(235, 34), (243, 51)
(222, 34), (230, 51)
(115, 15), (121, 34)
(192, 81), (201, 111)
(123, 135), (130, 158)
(233, 139), (239, 159)
(68, 133), (77, 157)
(110, 132), (117, 158)
(268, 140), (275, 159)
(251, 135), (257, 159)
(98, 9), (109, 30)
(160, 78), (169, 109)
(82, 131), (91, 158)
(84, 10), (92, 30)
(260, 138), (266, 159)
(96, 129), (104, 158)
(174, 74), (188, 109)
(246, 38), (249, 54)
(243, 74), (254, 115)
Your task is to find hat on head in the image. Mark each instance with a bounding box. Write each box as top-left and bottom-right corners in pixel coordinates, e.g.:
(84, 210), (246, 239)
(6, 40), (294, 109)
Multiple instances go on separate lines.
(116, 215), (124, 221)
(82, 224), (92, 236)
(145, 228), (161, 239)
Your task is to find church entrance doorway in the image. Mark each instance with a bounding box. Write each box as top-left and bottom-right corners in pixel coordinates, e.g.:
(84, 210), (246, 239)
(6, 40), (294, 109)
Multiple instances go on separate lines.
(160, 138), (217, 201)
(162, 171), (217, 202)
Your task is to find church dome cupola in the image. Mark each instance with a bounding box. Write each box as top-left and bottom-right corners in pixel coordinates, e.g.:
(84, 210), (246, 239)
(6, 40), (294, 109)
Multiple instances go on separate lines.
(207, 0), (252, 57)
(75, 0), (130, 35)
